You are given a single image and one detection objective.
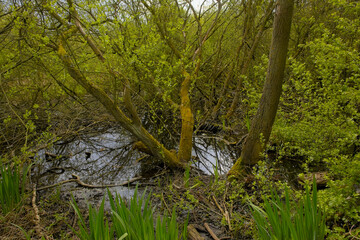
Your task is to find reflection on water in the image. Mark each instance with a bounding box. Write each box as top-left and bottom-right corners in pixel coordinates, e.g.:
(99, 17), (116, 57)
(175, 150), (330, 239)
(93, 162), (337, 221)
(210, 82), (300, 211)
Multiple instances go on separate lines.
(192, 136), (237, 175)
(34, 128), (236, 201)
(34, 128), (140, 200)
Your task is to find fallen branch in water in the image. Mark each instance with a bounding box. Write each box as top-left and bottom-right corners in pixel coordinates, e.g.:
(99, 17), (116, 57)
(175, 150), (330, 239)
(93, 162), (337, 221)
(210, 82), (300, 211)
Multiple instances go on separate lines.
(37, 174), (142, 191)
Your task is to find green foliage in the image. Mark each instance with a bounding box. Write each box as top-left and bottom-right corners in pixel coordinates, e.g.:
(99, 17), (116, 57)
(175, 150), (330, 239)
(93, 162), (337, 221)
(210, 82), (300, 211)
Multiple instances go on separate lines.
(249, 181), (325, 240)
(0, 163), (30, 215)
(272, 3), (360, 231)
(274, 0), (360, 161)
(155, 208), (188, 240)
(71, 187), (187, 240)
(317, 154), (360, 226)
(213, 160), (219, 185)
(109, 187), (154, 240)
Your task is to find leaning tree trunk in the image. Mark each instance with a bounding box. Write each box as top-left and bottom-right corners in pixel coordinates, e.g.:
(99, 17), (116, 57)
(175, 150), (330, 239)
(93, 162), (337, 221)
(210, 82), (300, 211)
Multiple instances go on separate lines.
(228, 0), (294, 177)
(42, 0), (184, 169)
(56, 41), (182, 169)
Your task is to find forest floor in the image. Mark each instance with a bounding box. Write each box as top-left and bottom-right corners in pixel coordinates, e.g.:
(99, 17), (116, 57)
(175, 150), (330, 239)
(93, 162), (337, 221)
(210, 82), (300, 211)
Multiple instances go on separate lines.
(0, 123), (307, 239)
(0, 169), (257, 239)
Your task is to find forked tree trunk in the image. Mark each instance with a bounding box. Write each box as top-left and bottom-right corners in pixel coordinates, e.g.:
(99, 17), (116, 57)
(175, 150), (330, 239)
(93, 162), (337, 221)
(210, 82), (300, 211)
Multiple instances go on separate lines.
(56, 42), (183, 169)
(228, 0), (294, 177)
(47, 1), (186, 169)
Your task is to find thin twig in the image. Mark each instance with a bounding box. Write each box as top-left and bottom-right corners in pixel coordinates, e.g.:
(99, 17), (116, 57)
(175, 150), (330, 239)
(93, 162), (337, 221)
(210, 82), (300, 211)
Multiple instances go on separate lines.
(349, 224), (360, 240)
(161, 192), (172, 215)
(212, 195), (224, 214)
(37, 179), (78, 191)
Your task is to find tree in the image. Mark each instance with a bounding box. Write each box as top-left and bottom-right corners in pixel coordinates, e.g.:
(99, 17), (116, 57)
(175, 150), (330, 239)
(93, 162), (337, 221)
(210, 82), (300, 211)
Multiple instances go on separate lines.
(228, 0), (295, 177)
(9, 0), (225, 169)
(0, 0), (285, 173)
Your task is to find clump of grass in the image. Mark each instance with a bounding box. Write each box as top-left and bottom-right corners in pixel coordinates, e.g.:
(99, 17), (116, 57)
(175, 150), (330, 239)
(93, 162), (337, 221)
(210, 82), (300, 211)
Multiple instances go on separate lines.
(155, 207), (188, 240)
(249, 180), (326, 240)
(0, 163), (30, 215)
(109, 186), (187, 240)
(71, 197), (119, 240)
(71, 186), (187, 240)
(108, 187), (153, 240)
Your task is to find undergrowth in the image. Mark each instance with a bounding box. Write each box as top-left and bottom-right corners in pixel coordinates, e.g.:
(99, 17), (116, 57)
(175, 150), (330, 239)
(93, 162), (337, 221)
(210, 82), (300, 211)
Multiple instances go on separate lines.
(0, 162), (30, 215)
(71, 186), (188, 240)
(249, 180), (325, 240)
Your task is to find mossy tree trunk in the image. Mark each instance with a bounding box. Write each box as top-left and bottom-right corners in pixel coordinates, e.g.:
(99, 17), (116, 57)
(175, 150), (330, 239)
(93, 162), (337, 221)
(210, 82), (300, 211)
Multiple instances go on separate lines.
(228, 0), (294, 178)
(141, 0), (221, 163)
(178, 70), (195, 162)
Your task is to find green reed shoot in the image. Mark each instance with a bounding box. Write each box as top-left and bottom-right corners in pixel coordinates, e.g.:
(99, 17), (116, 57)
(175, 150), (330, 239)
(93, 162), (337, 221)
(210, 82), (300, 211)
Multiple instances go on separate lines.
(0, 163), (30, 215)
(109, 186), (187, 240)
(249, 180), (325, 240)
(213, 160), (219, 185)
(184, 165), (190, 188)
(71, 186), (187, 240)
(70, 196), (116, 240)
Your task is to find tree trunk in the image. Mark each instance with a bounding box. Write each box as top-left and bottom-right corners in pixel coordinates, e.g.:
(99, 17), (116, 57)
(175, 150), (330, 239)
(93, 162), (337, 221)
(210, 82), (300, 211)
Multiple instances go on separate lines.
(178, 70), (195, 162)
(56, 41), (183, 169)
(228, 0), (294, 177)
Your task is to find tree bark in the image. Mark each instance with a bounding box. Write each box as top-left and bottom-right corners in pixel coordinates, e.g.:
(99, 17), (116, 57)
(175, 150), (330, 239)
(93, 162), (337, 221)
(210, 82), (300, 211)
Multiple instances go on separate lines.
(228, 0), (294, 177)
(178, 70), (195, 162)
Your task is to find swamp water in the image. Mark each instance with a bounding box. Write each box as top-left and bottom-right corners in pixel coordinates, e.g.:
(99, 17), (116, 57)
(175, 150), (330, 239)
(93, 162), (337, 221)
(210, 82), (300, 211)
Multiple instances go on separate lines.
(34, 128), (236, 206)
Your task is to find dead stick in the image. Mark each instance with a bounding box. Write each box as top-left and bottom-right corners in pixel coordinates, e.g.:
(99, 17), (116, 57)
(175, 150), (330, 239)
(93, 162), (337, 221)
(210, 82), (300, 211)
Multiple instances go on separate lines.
(212, 196), (231, 230)
(223, 209), (232, 231)
(37, 179), (77, 191)
(223, 203), (232, 231)
(161, 192), (171, 215)
(187, 224), (205, 240)
(32, 184), (48, 240)
(204, 222), (220, 240)
(37, 175), (142, 191)
(71, 174), (142, 188)
(212, 195), (224, 214)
